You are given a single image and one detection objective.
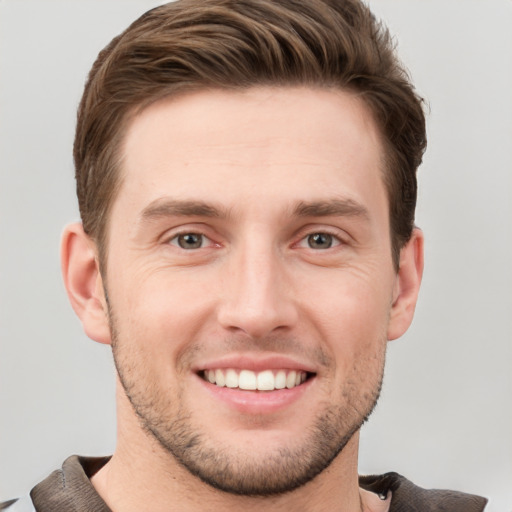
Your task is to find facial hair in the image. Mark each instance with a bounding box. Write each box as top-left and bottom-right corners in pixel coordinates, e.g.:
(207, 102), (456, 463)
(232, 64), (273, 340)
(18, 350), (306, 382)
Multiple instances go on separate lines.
(109, 309), (385, 496)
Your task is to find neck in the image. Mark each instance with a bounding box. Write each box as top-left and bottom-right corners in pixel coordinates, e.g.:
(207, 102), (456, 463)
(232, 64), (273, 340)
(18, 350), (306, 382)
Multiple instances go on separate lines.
(91, 384), (364, 512)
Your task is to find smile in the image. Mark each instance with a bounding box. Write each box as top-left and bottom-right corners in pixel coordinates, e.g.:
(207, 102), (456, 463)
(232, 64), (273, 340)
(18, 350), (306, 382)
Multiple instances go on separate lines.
(201, 369), (310, 391)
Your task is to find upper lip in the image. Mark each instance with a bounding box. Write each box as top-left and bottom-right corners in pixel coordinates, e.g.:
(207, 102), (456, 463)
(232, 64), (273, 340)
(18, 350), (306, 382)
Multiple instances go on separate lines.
(192, 354), (318, 374)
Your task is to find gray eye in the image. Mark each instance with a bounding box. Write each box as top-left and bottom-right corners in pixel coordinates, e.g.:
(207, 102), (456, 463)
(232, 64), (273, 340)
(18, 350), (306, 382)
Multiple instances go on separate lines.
(176, 233), (204, 249)
(307, 233), (333, 249)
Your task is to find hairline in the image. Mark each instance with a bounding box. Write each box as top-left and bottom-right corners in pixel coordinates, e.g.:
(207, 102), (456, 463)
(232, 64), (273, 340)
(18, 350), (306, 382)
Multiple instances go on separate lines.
(94, 83), (406, 275)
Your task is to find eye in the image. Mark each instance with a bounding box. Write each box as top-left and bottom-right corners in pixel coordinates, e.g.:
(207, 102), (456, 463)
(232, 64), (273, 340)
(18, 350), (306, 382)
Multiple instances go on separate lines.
(169, 232), (210, 250)
(299, 232), (341, 250)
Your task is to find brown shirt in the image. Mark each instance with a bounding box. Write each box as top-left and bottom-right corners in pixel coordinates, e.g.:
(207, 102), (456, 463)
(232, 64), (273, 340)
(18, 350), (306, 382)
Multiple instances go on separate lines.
(2, 455), (488, 512)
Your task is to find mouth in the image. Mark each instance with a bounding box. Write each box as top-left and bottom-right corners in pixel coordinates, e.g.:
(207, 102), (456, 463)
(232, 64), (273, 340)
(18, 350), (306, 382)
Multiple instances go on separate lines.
(199, 368), (314, 391)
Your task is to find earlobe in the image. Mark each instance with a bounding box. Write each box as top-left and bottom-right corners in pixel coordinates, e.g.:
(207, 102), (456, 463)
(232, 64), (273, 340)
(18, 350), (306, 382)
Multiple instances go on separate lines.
(387, 228), (424, 341)
(61, 223), (112, 345)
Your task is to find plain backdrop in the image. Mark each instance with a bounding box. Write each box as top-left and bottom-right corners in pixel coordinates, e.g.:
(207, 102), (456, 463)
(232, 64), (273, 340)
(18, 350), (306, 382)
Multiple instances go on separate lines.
(1, 1), (511, 510)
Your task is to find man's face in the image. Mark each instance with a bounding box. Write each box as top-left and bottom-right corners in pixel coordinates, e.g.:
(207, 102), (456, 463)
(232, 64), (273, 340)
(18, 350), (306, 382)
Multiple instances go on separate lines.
(103, 87), (398, 495)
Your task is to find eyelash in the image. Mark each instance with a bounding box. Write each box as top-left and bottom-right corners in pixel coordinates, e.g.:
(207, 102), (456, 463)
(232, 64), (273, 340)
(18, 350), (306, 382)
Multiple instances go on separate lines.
(168, 232), (215, 250)
(296, 232), (343, 250)
(166, 229), (345, 251)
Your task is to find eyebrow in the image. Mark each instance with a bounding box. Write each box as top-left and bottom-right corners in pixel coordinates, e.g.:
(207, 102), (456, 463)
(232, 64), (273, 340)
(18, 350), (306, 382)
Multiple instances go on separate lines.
(140, 198), (228, 222)
(139, 196), (369, 224)
(293, 198), (369, 220)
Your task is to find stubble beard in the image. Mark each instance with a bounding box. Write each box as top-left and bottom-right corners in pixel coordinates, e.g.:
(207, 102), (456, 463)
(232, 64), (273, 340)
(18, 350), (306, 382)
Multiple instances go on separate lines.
(109, 316), (385, 497)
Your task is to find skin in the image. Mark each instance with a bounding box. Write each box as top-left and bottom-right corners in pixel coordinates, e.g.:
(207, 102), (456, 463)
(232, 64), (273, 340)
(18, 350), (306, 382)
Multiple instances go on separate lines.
(62, 87), (423, 512)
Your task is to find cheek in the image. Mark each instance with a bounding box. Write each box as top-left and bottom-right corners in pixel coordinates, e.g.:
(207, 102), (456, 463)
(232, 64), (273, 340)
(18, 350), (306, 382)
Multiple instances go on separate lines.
(113, 271), (217, 360)
(303, 269), (392, 367)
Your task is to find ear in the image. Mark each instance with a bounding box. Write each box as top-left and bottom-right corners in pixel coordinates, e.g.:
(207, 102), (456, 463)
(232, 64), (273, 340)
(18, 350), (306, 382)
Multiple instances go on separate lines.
(61, 223), (112, 345)
(387, 228), (424, 341)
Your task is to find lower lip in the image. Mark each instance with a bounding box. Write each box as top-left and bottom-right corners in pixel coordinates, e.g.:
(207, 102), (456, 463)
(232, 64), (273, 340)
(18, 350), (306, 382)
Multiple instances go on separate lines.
(195, 374), (314, 415)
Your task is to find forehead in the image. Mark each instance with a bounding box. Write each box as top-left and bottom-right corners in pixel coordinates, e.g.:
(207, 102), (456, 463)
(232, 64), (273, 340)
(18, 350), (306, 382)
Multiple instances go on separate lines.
(117, 87), (386, 216)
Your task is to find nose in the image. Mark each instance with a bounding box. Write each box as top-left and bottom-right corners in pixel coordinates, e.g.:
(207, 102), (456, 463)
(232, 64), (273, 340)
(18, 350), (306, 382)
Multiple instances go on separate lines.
(217, 242), (299, 340)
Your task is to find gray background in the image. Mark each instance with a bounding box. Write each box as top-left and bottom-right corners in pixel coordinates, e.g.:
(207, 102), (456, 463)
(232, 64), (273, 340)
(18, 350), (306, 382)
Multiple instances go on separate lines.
(1, 1), (511, 510)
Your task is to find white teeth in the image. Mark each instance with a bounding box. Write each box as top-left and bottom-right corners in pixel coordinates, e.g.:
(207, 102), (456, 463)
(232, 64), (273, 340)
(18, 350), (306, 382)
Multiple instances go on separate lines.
(225, 369), (238, 388)
(257, 370), (275, 391)
(215, 369), (226, 387)
(239, 369), (257, 390)
(286, 371), (297, 389)
(275, 370), (287, 389)
(204, 368), (308, 391)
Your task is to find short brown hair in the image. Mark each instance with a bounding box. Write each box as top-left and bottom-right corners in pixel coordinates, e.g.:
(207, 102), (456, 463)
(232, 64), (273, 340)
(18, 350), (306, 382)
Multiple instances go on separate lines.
(74, 0), (426, 269)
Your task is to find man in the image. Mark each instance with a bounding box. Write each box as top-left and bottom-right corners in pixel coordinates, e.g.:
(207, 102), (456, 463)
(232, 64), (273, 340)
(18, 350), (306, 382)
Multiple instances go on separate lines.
(0, 0), (490, 510)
